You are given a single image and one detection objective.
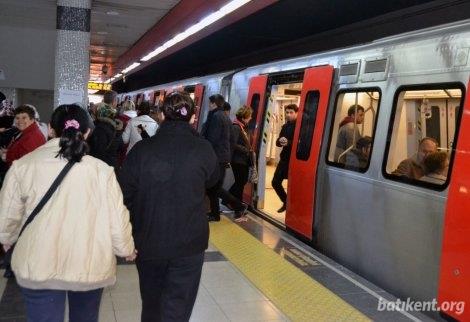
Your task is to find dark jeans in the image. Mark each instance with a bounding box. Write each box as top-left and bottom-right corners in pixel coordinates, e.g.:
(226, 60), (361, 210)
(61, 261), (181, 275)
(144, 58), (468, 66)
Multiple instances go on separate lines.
(207, 164), (245, 217)
(272, 160), (289, 204)
(229, 163), (249, 201)
(20, 287), (103, 322)
(136, 252), (205, 322)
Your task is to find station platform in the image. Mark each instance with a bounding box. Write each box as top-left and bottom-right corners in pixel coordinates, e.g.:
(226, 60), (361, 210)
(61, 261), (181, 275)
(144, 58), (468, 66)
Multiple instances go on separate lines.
(0, 212), (433, 322)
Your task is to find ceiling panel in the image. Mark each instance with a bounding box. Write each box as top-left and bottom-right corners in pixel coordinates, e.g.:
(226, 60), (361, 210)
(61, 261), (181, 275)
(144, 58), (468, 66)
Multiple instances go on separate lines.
(90, 0), (180, 81)
(0, 0), (180, 87)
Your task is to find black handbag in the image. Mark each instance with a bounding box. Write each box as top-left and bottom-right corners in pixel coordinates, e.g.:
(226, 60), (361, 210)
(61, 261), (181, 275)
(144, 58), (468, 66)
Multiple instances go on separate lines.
(3, 161), (75, 265)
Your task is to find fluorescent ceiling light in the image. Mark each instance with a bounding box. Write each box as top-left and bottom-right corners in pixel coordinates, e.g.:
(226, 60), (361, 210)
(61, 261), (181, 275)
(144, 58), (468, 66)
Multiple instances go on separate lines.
(122, 62), (141, 74)
(141, 0), (252, 62)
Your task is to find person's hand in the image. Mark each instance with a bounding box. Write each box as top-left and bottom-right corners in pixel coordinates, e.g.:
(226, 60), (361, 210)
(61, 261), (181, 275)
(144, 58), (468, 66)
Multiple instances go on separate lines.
(0, 148), (7, 162)
(2, 244), (11, 252)
(125, 249), (137, 262)
(0, 128), (6, 133)
(279, 137), (288, 146)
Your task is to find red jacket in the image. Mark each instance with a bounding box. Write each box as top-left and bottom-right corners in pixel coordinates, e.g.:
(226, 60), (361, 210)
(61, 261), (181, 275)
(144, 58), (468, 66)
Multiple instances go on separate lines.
(6, 122), (46, 166)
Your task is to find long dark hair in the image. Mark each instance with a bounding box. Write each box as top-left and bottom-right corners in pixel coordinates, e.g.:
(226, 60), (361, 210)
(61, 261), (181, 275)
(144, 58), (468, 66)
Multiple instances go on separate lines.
(50, 104), (90, 162)
(161, 91), (195, 122)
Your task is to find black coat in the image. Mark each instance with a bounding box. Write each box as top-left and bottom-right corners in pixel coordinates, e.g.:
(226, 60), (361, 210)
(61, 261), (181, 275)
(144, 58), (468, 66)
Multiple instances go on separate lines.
(231, 123), (251, 166)
(201, 108), (231, 164)
(276, 120), (296, 163)
(119, 121), (219, 260)
(88, 119), (123, 169)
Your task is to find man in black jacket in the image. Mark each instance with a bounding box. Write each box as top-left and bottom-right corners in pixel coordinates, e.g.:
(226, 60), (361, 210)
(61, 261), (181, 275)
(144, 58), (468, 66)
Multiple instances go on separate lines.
(272, 104), (298, 213)
(120, 92), (219, 322)
(201, 94), (247, 221)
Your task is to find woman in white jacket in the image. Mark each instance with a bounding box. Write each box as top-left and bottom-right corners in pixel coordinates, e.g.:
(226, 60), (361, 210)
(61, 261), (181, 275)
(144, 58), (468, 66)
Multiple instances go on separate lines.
(122, 101), (158, 154)
(0, 104), (136, 322)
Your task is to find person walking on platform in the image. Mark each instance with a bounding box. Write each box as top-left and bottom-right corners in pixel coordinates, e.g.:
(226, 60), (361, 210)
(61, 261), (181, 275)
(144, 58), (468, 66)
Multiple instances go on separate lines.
(202, 94), (247, 222)
(272, 104), (298, 213)
(120, 92), (219, 322)
(0, 104), (135, 322)
(229, 106), (253, 204)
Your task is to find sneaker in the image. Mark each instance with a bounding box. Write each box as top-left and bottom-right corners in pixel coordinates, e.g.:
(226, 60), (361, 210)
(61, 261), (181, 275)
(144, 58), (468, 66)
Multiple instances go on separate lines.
(207, 214), (221, 222)
(277, 204), (286, 213)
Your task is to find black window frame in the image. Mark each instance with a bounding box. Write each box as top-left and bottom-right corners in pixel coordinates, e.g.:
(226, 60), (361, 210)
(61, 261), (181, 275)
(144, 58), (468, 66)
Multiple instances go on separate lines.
(296, 90), (320, 161)
(325, 87), (382, 173)
(382, 82), (465, 191)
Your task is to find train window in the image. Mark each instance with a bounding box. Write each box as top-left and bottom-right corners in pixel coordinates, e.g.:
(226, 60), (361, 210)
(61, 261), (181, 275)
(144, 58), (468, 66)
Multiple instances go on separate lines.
(383, 85), (464, 189)
(296, 91), (320, 161)
(326, 89), (381, 172)
(247, 93), (260, 133)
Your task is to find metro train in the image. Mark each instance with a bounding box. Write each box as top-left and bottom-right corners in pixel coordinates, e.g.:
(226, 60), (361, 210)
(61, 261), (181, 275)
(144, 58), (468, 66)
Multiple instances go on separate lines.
(117, 20), (470, 320)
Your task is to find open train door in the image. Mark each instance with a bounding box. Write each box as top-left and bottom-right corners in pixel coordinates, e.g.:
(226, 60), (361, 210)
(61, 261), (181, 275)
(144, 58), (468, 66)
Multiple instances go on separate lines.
(244, 75), (268, 205)
(438, 78), (470, 321)
(286, 65), (334, 239)
(193, 84), (205, 129)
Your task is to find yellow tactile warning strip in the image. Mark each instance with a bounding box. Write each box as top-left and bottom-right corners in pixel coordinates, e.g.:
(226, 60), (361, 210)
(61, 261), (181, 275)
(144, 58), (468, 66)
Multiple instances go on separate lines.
(209, 217), (371, 322)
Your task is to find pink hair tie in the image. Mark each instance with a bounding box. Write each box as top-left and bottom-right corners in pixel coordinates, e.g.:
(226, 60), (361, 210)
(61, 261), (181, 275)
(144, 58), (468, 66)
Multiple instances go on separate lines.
(64, 119), (80, 130)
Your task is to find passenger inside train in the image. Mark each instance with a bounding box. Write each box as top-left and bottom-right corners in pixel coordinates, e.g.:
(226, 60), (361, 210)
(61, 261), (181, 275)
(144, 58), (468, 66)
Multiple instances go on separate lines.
(421, 151), (449, 184)
(385, 87), (462, 186)
(328, 90), (380, 172)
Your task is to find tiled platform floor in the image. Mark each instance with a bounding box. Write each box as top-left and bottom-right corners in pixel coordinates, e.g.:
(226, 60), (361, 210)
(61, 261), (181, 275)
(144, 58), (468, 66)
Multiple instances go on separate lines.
(0, 244), (289, 322)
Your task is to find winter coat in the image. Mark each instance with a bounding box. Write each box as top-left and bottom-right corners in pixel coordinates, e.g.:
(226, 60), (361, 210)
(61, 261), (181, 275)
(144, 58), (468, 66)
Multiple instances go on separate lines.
(201, 108), (232, 164)
(392, 155), (425, 180)
(0, 138), (134, 291)
(122, 115), (158, 154)
(88, 118), (123, 169)
(231, 121), (251, 166)
(335, 120), (361, 162)
(120, 121), (219, 261)
(276, 120), (296, 163)
(6, 122), (46, 166)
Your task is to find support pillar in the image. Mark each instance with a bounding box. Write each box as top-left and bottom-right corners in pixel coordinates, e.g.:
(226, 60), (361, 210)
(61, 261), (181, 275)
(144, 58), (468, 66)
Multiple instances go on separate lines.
(54, 0), (91, 108)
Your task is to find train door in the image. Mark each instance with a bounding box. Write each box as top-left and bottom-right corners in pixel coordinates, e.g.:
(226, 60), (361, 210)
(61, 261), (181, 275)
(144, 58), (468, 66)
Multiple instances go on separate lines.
(438, 80), (470, 321)
(244, 75), (268, 205)
(182, 84), (205, 129)
(286, 65), (334, 238)
(246, 71), (305, 224)
(193, 84), (205, 129)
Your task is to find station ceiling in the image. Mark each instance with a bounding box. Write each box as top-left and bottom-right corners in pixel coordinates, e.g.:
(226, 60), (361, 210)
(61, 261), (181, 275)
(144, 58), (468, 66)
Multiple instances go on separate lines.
(113, 0), (470, 93)
(1, 0), (469, 92)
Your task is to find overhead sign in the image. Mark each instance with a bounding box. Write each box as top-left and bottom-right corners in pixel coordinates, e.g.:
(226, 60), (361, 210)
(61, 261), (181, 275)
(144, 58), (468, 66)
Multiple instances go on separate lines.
(88, 82), (112, 91)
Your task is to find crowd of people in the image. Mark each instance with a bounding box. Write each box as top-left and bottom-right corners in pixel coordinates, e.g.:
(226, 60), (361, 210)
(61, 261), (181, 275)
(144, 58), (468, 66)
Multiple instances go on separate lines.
(0, 90), (298, 322)
(0, 90), (450, 321)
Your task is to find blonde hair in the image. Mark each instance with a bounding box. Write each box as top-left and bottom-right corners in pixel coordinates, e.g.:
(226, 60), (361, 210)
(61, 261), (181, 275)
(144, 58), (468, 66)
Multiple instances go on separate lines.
(235, 105), (253, 121)
(122, 100), (135, 111)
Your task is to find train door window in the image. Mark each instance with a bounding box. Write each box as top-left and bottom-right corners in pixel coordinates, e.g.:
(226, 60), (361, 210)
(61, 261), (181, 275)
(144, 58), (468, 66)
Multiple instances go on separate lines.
(260, 82), (302, 223)
(247, 93), (260, 134)
(326, 89), (381, 172)
(296, 91), (320, 160)
(383, 85), (464, 189)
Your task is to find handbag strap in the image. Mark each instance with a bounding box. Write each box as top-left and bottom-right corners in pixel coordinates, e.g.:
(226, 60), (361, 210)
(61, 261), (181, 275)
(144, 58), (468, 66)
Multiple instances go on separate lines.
(17, 161), (75, 238)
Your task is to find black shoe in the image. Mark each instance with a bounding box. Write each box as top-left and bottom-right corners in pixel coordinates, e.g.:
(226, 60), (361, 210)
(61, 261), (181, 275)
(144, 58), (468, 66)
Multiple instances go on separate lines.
(234, 204), (248, 219)
(207, 214), (221, 222)
(277, 204), (286, 213)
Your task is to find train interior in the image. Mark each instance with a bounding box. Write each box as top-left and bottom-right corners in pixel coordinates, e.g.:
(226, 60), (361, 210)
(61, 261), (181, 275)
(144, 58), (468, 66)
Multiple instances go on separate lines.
(327, 90), (380, 169)
(385, 88), (462, 184)
(256, 82), (302, 224)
